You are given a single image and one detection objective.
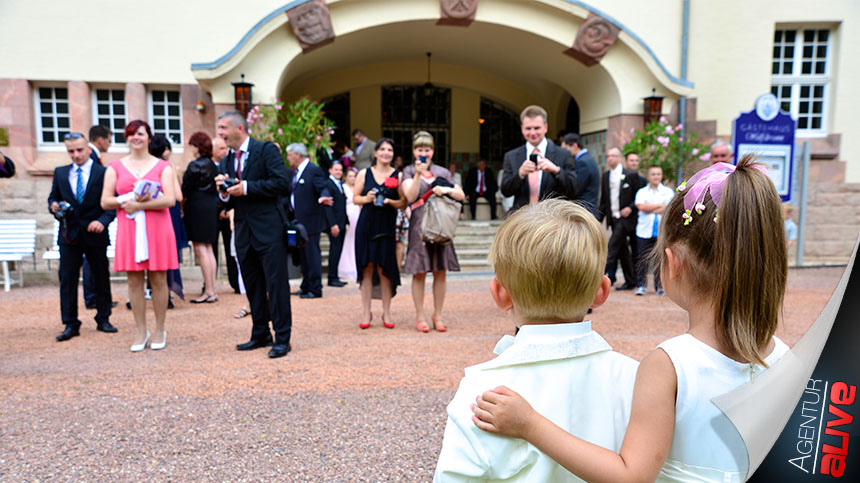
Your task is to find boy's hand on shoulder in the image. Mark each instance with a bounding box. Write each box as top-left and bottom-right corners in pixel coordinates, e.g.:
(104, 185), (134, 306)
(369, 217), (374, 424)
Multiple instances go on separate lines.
(471, 386), (536, 439)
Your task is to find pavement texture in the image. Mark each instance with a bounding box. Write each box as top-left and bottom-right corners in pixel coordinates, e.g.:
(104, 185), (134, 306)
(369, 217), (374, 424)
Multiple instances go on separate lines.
(0, 266), (845, 481)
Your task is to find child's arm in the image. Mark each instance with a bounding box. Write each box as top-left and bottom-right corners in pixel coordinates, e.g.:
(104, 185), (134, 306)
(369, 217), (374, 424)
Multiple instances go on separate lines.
(472, 349), (677, 483)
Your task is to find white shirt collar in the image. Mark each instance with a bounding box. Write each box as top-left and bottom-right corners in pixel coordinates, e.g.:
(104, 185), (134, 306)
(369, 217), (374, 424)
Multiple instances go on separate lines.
(73, 158), (93, 174)
(526, 137), (548, 157)
(237, 136), (250, 153)
(297, 158), (310, 177)
(575, 147), (588, 160)
(89, 143), (101, 159)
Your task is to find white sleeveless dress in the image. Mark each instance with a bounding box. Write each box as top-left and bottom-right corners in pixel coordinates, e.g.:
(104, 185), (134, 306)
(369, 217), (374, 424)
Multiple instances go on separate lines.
(656, 334), (789, 482)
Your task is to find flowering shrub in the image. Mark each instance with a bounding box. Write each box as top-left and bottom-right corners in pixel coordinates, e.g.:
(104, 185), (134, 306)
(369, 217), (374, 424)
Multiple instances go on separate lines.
(247, 96), (336, 165)
(623, 116), (709, 185)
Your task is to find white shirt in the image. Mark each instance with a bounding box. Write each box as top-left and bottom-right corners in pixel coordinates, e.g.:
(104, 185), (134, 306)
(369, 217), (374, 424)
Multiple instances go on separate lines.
(634, 183), (674, 238)
(524, 137), (548, 186)
(608, 163), (623, 218)
(68, 159), (93, 201)
(434, 321), (639, 482)
(218, 136), (250, 202)
(329, 175), (343, 193)
(89, 143), (101, 161)
(291, 158), (310, 209)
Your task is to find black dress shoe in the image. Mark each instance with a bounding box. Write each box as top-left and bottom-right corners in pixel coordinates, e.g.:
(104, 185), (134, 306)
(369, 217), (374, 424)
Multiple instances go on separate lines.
(85, 302), (96, 310)
(616, 282), (636, 291)
(268, 343), (291, 358)
(56, 325), (80, 341)
(291, 290), (303, 296)
(327, 280), (347, 287)
(300, 292), (320, 299)
(87, 301), (119, 309)
(236, 338), (273, 351)
(96, 321), (118, 333)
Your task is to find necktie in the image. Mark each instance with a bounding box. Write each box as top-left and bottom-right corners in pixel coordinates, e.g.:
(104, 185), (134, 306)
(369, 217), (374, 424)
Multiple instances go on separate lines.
(652, 213), (660, 238)
(528, 148), (541, 205)
(235, 150), (243, 179)
(75, 167), (84, 203)
(337, 180), (343, 194)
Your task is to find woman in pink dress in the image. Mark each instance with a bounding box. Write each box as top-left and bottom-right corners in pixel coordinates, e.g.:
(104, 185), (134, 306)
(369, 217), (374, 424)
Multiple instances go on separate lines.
(101, 120), (178, 352)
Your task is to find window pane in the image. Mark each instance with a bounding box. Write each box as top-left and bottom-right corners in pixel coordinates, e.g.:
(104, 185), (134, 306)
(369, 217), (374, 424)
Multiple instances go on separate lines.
(39, 87), (52, 98)
(58, 131), (69, 140)
(798, 117), (808, 129)
(57, 117), (70, 128)
(154, 119), (165, 130)
(799, 101), (809, 114)
(818, 29), (828, 41)
(55, 88), (67, 99)
(814, 85), (823, 97)
(116, 133), (126, 144)
(771, 63), (779, 75)
(800, 85), (810, 97)
(167, 105), (179, 116)
(803, 45), (813, 58)
(41, 117), (54, 128)
(153, 105), (164, 116)
(43, 132), (55, 143)
(56, 102), (68, 114)
(97, 90), (109, 101)
(774, 30), (782, 42)
(167, 91), (180, 103)
(770, 85), (779, 95)
(780, 101), (790, 112)
(786, 30), (796, 42)
(781, 86), (791, 97)
(783, 61), (793, 74)
(113, 90), (125, 101)
(169, 133), (181, 145)
(803, 29), (815, 42)
(815, 62), (826, 74)
(153, 90), (164, 102)
(801, 62), (812, 74)
(40, 102), (53, 114)
(772, 46), (780, 59)
(816, 45), (827, 58)
(785, 46), (794, 58)
(813, 101), (822, 114)
(113, 119), (124, 130)
(168, 119), (180, 130)
(114, 104), (125, 115)
(812, 117), (822, 129)
(98, 105), (110, 115)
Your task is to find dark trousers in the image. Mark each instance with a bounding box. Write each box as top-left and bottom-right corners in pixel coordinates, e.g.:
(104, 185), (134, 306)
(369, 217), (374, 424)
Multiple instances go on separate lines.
(214, 219), (239, 292)
(237, 240), (292, 345)
(605, 218), (635, 285)
(635, 236), (661, 289)
(299, 233), (323, 296)
(326, 229), (345, 282)
(468, 193), (498, 220)
(59, 243), (112, 328)
(82, 256), (95, 305)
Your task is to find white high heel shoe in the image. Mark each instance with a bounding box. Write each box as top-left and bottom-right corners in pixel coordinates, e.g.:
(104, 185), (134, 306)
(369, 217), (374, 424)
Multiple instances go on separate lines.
(150, 331), (167, 350)
(131, 331), (150, 352)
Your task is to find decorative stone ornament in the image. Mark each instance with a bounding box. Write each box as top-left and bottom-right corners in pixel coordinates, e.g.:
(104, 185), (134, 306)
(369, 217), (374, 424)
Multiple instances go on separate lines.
(437, 0), (478, 27)
(287, 0), (335, 52)
(564, 13), (621, 67)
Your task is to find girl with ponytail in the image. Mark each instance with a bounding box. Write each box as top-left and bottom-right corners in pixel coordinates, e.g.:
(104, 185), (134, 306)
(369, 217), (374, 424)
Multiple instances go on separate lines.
(469, 155), (789, 482)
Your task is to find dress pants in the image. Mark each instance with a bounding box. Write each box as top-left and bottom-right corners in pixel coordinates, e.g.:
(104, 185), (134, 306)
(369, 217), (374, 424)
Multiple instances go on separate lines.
(605, 217), (635, 286)
(469, 193), (498, 220)
(635, 236), (661, 289)
(59, 243), (112, 328)
(326, 229), (344, 282)
(82, 256), (95, 305)
(237, 240), (292, 345)
(214, 218), (239, 292)
(299, 233), (323, 296)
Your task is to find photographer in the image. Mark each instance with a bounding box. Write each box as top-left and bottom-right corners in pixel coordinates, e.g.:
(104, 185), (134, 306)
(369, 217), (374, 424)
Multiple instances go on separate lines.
(48, 133), (117, 341)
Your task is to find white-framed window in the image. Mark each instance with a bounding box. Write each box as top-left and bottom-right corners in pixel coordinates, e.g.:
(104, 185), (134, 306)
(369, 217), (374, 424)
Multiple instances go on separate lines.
(149, 89), (183, 148)
(92, 87), (128, 144)
(35, 86), (71, 146)
(770, 27), (832, 133)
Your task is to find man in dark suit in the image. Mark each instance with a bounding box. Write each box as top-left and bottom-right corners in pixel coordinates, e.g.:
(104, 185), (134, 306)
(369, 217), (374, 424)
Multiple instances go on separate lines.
(216, 110), (293, 359)
(464, 159), (498, 220)
(48, 132), (117, 341)
(599, 147), (641, 290)
(500, 105), (578, 212)
(285, 143), (334, 299)
(323, 161), (347, 287)
(82, 125), (117, 309)
(561, 133), (601, 219)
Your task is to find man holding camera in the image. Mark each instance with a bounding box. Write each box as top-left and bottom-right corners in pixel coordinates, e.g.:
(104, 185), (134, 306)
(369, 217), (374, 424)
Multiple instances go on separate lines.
(48, 133), (117, 341)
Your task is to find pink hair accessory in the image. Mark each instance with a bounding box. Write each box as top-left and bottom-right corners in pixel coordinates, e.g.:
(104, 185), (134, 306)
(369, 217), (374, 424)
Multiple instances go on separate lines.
(679, 162), (767, 225)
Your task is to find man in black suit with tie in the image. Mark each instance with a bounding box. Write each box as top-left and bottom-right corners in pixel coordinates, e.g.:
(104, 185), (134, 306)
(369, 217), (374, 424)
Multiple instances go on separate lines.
(500, 105), (578, 212)
(48, 133), (117, 341)
(561, 133), (601, 219)
(599, 147), (641, 290)
(285, 143), (334, 299)
(82, 125), (116, 310)
(464, 159), (498, 220)
(215, 111), (293, 358)
(323, 161), (348, 287)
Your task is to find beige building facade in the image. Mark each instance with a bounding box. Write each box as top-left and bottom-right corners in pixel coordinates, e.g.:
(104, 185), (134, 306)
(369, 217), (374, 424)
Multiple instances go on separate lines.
(1, 0), (858, 260)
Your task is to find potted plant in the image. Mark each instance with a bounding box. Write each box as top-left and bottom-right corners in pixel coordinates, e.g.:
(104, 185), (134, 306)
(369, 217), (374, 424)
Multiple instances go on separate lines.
(247, 96), (336, 165)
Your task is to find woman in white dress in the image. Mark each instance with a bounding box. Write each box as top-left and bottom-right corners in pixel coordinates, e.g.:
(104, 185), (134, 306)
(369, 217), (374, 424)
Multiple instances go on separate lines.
(338, 168), (360, 281)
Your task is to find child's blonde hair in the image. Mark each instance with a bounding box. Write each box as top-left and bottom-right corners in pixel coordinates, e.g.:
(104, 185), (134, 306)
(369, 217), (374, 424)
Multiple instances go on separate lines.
(412, 130), (435, 150)
(489, 199), (606, 321)
(655, 154), (787, 365)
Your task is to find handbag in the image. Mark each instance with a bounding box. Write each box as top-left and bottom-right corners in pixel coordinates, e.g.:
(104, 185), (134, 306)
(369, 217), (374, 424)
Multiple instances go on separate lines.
(419, 190), (461, 245)
(277, 203), (308, 249)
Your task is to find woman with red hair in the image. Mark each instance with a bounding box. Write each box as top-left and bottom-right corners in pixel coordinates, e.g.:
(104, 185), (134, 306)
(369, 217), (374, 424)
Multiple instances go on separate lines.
(101, 120), (178, 352)
(182, 132), (220, 303)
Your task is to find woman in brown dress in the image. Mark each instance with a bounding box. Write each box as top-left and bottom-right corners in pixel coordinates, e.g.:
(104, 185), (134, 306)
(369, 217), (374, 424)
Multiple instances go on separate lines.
(401, 131), (465, 332)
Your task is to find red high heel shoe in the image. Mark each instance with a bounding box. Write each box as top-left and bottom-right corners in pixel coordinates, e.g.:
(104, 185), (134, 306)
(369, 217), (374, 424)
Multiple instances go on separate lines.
(383, 315), (394, 329)
(432, 315), (447, 332)
(360, 314), (372, 329)
(416, 318), (430, 333)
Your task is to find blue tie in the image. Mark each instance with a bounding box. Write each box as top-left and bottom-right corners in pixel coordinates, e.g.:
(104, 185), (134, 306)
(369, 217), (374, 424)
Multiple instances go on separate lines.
(652, 213), (660, 238)
(75, 167), (84, 204)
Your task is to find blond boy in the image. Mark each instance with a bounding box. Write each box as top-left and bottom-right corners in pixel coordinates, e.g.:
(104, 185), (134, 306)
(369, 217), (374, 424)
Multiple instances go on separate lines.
(434, 200), (639, 482)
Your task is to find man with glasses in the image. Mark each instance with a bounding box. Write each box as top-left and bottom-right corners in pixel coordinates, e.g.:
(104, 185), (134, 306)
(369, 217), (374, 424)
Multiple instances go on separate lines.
(48, 133), (117, 341)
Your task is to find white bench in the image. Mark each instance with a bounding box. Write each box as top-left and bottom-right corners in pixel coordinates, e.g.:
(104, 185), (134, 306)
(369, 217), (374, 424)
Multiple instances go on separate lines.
(43, 219), (118, 269)
(0, 219), (37, 291)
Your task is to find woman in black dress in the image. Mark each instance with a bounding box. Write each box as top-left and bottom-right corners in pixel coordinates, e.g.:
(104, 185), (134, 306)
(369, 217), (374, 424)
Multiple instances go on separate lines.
(353, 138), (407, 329)
(182, 132), (219, 303)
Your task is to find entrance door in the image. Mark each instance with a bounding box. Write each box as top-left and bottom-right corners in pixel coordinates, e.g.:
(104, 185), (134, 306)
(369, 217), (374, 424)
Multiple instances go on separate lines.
(381, 85), (450, 164)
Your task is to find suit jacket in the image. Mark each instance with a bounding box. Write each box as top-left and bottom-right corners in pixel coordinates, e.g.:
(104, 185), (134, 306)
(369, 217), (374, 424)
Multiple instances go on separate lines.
(500, 140), (578, 211)
(1, 155), (16, 178)
(353, 138), (376, 171)
(323, 177), (347, 232)
(47, 163), (116, 247)
(573, 151), (601, 218)
(88, 148), (102, 166)
(219, 137), (291, 250)
(598, 167), (641, 230)
(286, 162), (332, 236)
(464, 166), (498, 197)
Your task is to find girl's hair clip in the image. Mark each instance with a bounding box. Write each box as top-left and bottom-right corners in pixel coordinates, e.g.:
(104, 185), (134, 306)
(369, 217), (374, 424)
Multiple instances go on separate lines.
(679, 162), (766, 225)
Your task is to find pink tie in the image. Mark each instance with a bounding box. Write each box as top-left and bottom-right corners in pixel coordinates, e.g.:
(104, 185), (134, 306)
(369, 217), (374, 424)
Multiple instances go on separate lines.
(528, 149), (540, 205)
(235, 150), (243, 179)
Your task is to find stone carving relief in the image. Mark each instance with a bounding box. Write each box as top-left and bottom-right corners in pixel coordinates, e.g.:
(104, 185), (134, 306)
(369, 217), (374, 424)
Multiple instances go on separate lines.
(287, 0), (335, 52)
(438, 0), (478, 27)
(564, 13), (621, 67)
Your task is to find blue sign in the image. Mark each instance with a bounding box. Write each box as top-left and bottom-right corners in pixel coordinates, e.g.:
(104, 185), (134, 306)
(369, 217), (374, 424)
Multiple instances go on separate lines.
(733, 94), (796, 202)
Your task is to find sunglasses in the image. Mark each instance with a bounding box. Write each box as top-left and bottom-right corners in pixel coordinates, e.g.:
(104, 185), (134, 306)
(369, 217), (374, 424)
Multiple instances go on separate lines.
(63, 132), (85, 140)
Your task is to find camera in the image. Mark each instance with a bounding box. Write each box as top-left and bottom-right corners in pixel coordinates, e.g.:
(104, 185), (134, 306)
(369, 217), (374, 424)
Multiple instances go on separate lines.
(54, 201), (74, 221)
(219, 178), (238, 193)
(419, 155), (427, 164)
(373, 188), (385, 207)
(529, 154), (539, 164)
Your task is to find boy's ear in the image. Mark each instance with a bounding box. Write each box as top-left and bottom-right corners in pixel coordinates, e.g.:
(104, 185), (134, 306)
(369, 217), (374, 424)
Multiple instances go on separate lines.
(489, 279), (513, 312)
(664, 247), (682, 280)
(590, 275), (611, 309)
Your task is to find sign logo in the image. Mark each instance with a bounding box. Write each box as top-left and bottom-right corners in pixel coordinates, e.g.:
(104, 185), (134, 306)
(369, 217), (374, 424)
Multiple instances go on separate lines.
(756, 93), (780, 122)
